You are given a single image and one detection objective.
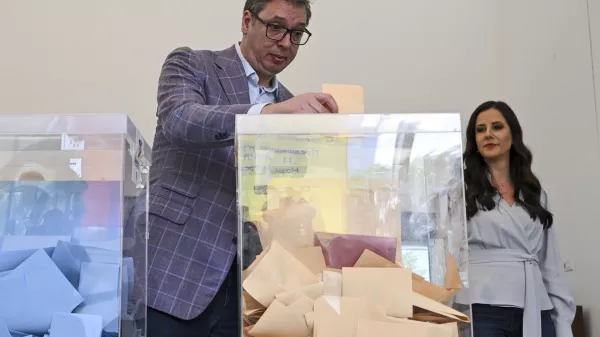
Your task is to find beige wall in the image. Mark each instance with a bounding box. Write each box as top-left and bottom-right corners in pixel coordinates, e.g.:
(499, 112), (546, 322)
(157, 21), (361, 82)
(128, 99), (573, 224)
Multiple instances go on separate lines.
(1, 0), (599, 333)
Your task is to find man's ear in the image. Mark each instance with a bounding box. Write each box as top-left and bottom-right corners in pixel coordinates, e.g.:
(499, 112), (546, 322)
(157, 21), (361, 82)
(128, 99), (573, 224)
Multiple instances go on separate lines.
(241, 10), (252, 34)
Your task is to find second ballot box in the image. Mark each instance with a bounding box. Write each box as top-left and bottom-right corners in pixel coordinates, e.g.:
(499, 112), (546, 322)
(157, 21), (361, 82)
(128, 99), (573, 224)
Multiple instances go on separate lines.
(0, 114), (150, 337)
(235, 113), (472, 337)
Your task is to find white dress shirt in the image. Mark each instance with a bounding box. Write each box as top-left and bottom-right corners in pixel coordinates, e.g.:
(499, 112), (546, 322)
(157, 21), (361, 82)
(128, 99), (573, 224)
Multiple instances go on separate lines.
(234, 43), (278, 114)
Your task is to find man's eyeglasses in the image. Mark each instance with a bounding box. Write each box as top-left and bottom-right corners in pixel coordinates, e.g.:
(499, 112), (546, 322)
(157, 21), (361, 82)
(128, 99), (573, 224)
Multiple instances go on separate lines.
(251, 12), (312, 46)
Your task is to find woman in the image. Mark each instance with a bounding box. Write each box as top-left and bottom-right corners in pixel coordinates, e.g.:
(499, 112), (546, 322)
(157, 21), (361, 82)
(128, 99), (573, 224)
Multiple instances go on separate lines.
(459, 101), (575, 337)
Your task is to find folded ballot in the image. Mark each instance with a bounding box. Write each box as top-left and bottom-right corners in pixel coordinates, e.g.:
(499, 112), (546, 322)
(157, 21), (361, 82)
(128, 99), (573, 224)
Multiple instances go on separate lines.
(0, 239), (141, 337)
(241, 233), (470, 337)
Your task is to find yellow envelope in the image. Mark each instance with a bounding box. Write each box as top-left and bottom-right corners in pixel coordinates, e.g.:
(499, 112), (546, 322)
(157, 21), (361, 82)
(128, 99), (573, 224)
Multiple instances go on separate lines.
(342, 267), (413, 318)
(249, 300), (310, 337)
(243, 241), (320, 307)
(322, 84), (365, 114)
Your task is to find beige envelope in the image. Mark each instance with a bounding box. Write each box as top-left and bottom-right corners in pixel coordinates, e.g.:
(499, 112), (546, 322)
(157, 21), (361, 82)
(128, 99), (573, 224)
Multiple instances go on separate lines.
(250, 300), (310, 337)
(275, 291), (303, 306)
(322, 268), (342, 296)
(322, 84), (365, 114)
(352, 250), (446, 299)
(275, 282), (324, 304)
(286, 295), (315, 319)
(243, 291), (264, 312)
(243, 307), (266, 326)
(411, 291), (471, 323)
(291, 246), (327, 275)
(342, 267), (413, 318)
(412, 277), (454, 304)
(313, 296), (386, 337)
(243, 241), (320, 307)
(353, 249), (403, 268)
(355, 318), (451, 337)
(243, 246), (270, 281)
(442, 322), (460, 337)
(304, 311), (314, 334)
(243, 325), (254, 337)
(353, 250), (462, 305)
(444, 253), (463, 289)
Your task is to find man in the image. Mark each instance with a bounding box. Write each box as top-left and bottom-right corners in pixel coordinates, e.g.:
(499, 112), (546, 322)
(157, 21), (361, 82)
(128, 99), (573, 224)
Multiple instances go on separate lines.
(141, 0), (338, 336)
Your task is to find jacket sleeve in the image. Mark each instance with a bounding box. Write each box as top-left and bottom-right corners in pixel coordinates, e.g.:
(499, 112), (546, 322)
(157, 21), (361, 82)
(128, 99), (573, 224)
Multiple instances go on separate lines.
(156, 47), (254, 149)
(538, 192), (576, 337)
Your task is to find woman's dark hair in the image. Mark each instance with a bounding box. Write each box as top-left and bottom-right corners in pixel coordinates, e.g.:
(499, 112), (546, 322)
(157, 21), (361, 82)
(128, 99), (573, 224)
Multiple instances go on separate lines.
(463, 101), (553, 228)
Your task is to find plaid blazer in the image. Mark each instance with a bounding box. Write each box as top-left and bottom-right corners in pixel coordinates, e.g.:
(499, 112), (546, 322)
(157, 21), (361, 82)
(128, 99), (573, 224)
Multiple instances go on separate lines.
(138, 44), (293, 320)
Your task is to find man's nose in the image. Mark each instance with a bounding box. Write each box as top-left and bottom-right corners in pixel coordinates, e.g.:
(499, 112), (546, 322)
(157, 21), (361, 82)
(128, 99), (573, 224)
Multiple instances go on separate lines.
(277, 33), (292, 48)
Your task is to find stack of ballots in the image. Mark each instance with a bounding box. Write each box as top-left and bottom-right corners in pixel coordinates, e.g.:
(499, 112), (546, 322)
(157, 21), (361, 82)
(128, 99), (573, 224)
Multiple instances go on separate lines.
(242, 233), (470, 337)
(0, 237), (139, 337)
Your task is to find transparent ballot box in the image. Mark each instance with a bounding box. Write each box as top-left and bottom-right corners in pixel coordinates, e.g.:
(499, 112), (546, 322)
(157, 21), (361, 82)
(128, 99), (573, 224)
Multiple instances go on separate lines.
(0, 114), (150, 337)
(236, 113), (472, 337)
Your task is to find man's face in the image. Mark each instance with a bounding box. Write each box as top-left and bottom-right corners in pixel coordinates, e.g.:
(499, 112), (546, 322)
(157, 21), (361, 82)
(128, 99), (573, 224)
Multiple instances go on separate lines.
(241, 0), (307, 78)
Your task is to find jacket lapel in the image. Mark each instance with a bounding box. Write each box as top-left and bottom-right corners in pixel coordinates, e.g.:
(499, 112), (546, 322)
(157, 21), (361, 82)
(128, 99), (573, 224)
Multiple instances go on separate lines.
(276, 85), (293, 103)
(215, 45), (250, 105)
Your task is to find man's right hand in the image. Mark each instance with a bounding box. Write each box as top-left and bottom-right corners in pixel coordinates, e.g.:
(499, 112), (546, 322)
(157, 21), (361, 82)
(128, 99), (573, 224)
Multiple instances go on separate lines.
(261, 93), (339, 114)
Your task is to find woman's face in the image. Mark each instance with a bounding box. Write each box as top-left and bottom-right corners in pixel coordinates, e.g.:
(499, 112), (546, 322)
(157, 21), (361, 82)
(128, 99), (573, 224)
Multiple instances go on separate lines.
(475, 108), (512, 161)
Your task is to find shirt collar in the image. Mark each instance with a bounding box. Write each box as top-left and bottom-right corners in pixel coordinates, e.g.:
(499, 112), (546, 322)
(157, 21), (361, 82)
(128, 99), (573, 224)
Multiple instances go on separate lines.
(235, 43), (279, 93)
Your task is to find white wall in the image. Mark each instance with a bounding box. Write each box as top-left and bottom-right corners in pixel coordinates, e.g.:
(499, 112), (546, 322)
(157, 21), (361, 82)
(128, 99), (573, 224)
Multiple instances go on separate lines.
(1, 0), (599, 334)
(495, 2), (600, 336)
(591, 0), (600, 153)
(587, 0), (600, 330)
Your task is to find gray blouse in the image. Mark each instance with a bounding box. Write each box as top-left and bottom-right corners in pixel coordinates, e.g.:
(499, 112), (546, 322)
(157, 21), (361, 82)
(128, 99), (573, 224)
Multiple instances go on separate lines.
(455, 191), (576, 337)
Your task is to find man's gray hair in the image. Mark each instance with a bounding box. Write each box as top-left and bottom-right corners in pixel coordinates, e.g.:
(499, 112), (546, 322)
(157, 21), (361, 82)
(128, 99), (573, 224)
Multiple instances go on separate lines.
(244, 0), (312, 25)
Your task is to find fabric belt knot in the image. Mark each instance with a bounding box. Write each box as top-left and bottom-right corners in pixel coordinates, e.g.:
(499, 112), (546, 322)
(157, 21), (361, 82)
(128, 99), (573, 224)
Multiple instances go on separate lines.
(469, 249), (541, 337)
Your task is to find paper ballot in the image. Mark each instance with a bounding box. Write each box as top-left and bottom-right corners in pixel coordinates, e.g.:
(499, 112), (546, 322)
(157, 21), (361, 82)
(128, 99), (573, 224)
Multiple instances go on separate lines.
(322, 84), (365, 114)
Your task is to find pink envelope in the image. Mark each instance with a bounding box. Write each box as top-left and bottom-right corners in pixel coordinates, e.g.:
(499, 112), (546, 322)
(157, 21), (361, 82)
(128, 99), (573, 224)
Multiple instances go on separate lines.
(314, 232), (397, 269)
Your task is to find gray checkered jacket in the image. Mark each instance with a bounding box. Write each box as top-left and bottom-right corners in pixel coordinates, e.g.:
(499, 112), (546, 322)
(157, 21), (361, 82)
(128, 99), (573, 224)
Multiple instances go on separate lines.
(137, 44), (293, 320)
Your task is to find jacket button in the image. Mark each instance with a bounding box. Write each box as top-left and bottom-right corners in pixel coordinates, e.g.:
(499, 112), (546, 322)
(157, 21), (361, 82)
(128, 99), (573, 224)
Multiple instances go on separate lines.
(232, 236), (237, 244)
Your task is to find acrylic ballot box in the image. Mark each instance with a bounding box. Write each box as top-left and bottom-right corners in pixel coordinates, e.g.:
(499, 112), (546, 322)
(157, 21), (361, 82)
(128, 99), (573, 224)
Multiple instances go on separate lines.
(236, 113), (472, 337)
(0, 114), (150, 337)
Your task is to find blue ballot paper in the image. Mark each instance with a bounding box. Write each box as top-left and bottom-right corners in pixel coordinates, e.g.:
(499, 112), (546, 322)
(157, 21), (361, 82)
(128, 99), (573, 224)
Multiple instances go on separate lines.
(0, 236), (71, 252)
(0, 265), (30, 333)
(0, 249), (84, 335)
(51, 240), (121, 266)
(0, 247), (55, 272)
(48, 313), (103, 337)
(7, 330), (33, 337)
(0, 239), (138, 337)
(0, 320), (10, 337)
(51, 241), (82, 288)
(75, 262), (120, 328)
